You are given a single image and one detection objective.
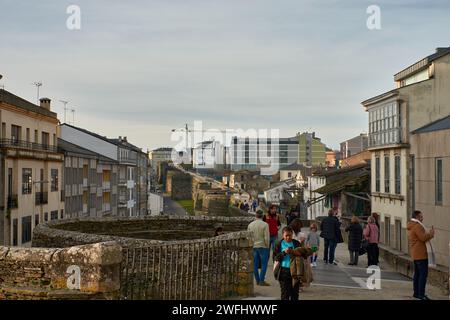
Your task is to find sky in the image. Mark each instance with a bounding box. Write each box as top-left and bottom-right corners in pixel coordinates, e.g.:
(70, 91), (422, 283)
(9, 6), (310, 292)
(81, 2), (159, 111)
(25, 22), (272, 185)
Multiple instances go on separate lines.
(1, 0), (450, 151)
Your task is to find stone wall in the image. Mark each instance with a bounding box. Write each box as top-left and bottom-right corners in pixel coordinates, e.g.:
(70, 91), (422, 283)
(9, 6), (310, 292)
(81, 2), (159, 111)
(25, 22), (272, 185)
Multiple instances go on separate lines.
(31, 216), (255, 300)
(166, 170), (193, 200)
(0, 242), (122, 300)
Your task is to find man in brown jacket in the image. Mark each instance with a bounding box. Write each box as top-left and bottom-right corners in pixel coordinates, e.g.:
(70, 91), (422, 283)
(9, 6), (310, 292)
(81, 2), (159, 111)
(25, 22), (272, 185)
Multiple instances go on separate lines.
(407, 210), (435, 300)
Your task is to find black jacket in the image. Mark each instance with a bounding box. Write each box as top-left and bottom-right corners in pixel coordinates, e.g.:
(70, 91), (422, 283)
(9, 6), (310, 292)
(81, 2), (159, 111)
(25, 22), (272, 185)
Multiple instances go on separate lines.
(320, 216), (341, 241)
(273, 239), (312, 263)
(345, 223), (363, 251)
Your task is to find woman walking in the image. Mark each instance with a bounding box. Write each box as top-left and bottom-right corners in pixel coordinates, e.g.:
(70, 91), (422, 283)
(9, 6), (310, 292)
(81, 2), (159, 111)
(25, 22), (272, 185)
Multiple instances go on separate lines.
(345, 216), (363, 266)
(364, 216), (380, 266)
(274, 227), (312, 300)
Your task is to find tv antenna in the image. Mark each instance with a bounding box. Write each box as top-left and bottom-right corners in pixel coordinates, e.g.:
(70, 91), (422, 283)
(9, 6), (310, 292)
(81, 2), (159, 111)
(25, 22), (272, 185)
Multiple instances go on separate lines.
(59, 100), (69, 123)
(32, 82), (43, 104)
(70, 108), (76, 125)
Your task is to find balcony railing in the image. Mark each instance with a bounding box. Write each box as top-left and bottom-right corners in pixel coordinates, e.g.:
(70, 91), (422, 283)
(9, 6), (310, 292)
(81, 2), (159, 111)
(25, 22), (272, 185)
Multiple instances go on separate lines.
(7, 195), (18, 209)
(35, 192), (48, 205)
(0, 139), (58, 153)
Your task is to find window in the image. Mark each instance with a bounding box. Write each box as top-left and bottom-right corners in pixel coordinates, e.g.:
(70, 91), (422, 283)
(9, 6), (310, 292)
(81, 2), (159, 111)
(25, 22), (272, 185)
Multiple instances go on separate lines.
(11, 124), (21, 142)
(42, 132), (49, 147)
(288, 172), (292, 178)
(13, 219), (18, 246)
(436, 158), (443, 205)
(395, 219), (402, 251)
(51, 169), (58, 191)
(394, 155), (401, 194)
(384, 216), (391, 246)
(26, 128), (30, 142)
(50, 210), (58, 220)
(22, 168), (32, 194)
(1, 122), (6, 139)
(35, 214), (39, 227)
(384, 155), (390, 193)
(375, 157), (380, 192)
(60, 209), (64, 219)
(21, 216), (32, 244)
(44, 212), (48, 221)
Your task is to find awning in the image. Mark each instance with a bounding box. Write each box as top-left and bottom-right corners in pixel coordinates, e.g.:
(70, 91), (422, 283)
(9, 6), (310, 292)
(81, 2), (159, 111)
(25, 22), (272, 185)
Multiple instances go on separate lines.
(313, 173), (369, 195)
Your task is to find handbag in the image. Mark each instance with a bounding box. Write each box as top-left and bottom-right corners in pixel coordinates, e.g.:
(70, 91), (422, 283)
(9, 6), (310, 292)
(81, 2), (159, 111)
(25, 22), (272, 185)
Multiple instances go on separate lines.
(359, 239), (369, 256)
(273, 260), (281, 280)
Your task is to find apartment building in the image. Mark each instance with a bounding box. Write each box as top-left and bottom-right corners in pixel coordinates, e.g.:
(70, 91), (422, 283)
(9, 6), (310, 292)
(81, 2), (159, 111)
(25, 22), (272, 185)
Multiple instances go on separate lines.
(230, 136), (299, 174)
(340, 134), (368, 159)
(192, 140), (226, 171)
(60, 124), (148, 217)
(297, 132), (326, 166)
(0, 90), (64, 246)
(58, 138), (119, 218)
(362, 47), (450, 254)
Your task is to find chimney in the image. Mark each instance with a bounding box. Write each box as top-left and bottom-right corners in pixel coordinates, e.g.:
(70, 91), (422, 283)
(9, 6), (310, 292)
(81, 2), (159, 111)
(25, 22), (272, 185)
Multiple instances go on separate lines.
(123, 136), (127, 142)
(119, 136), (122, 141)
(40, 97), (51, 110)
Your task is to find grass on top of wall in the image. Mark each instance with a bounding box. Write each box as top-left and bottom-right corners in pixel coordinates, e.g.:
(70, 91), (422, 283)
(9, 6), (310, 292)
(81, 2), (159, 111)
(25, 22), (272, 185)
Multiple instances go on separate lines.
(176, 199), (195, 216)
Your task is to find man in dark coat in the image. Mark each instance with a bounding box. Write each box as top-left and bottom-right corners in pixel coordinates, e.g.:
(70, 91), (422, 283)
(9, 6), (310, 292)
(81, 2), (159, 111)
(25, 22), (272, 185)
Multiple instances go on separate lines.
(320, 209), (341, 265)
(345, 216), (363, 265)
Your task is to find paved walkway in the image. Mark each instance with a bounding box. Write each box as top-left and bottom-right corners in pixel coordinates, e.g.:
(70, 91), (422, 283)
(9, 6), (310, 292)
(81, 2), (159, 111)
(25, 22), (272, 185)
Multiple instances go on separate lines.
(162, 196), (187, 215)
(246, 228), (448, 300)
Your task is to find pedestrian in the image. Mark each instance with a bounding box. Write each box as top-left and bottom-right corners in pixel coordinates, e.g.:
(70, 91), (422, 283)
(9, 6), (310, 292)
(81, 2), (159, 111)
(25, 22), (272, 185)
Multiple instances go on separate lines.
(320, 209), (340, 265)
(274, 226), (312, 300)
(247, 210), (271, 286)
(363, 216), (379, 266)
(214, 227), (224, 237)
(252, 199), (258, 212)
(371, 212), (381, 239)
(345, 216), (363, 266)
(263, 204), (281, 260)
(407, 210), (435, 300)
(307, 223), (320, 267)
(289, 218), (303, 240)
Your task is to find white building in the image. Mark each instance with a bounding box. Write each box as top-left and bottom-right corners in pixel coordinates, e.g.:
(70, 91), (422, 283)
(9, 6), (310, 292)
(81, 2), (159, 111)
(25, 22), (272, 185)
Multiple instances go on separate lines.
(148, 192), (163, 215)
(192, 140), (225, 171)
(304, 174), (327, 220)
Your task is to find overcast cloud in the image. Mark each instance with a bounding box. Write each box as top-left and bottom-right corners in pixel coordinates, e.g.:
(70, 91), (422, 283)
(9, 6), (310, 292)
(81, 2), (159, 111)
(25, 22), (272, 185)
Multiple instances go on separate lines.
(1, 0), (450, 150)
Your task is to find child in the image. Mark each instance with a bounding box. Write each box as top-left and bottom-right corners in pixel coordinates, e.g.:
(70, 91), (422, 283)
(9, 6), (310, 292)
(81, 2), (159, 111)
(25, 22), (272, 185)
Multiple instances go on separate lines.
(307, 224), (320, 267)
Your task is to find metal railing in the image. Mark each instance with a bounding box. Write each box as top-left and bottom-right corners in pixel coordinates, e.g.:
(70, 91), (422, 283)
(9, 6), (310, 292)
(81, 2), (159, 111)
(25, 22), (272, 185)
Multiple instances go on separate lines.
(119, 238), (240, 300)
(35, 192), (48, 205)
(7, 195), (18, 209)
(0, 139), (58, 153)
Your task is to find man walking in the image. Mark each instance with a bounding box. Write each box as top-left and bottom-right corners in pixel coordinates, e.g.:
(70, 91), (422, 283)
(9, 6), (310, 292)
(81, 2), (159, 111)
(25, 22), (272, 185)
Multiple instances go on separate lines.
(407, 210), (435, 300)
(248, 210), (271, 286)
(320, 209), (341, 265)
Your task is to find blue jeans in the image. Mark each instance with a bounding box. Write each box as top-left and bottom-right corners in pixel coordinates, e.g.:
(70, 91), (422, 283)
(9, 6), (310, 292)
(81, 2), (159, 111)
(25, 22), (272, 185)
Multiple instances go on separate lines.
(269, 235), (278, 259)
(253, 248), (270, 283)
(413, 259), (428, 298)
(323, 239), (337, 263)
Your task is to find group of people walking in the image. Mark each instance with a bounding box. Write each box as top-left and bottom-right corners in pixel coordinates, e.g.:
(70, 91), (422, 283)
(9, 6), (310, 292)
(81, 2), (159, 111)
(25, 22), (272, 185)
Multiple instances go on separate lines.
(247, 204), (436, 300)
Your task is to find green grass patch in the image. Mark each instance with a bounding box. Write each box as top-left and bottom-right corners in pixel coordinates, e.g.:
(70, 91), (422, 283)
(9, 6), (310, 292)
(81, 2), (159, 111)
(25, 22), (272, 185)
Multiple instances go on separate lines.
(176, 199), (195, 215)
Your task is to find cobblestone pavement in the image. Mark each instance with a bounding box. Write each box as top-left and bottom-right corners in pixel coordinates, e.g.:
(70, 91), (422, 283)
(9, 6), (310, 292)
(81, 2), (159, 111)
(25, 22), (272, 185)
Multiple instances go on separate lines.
(246, 228), (448, 300)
